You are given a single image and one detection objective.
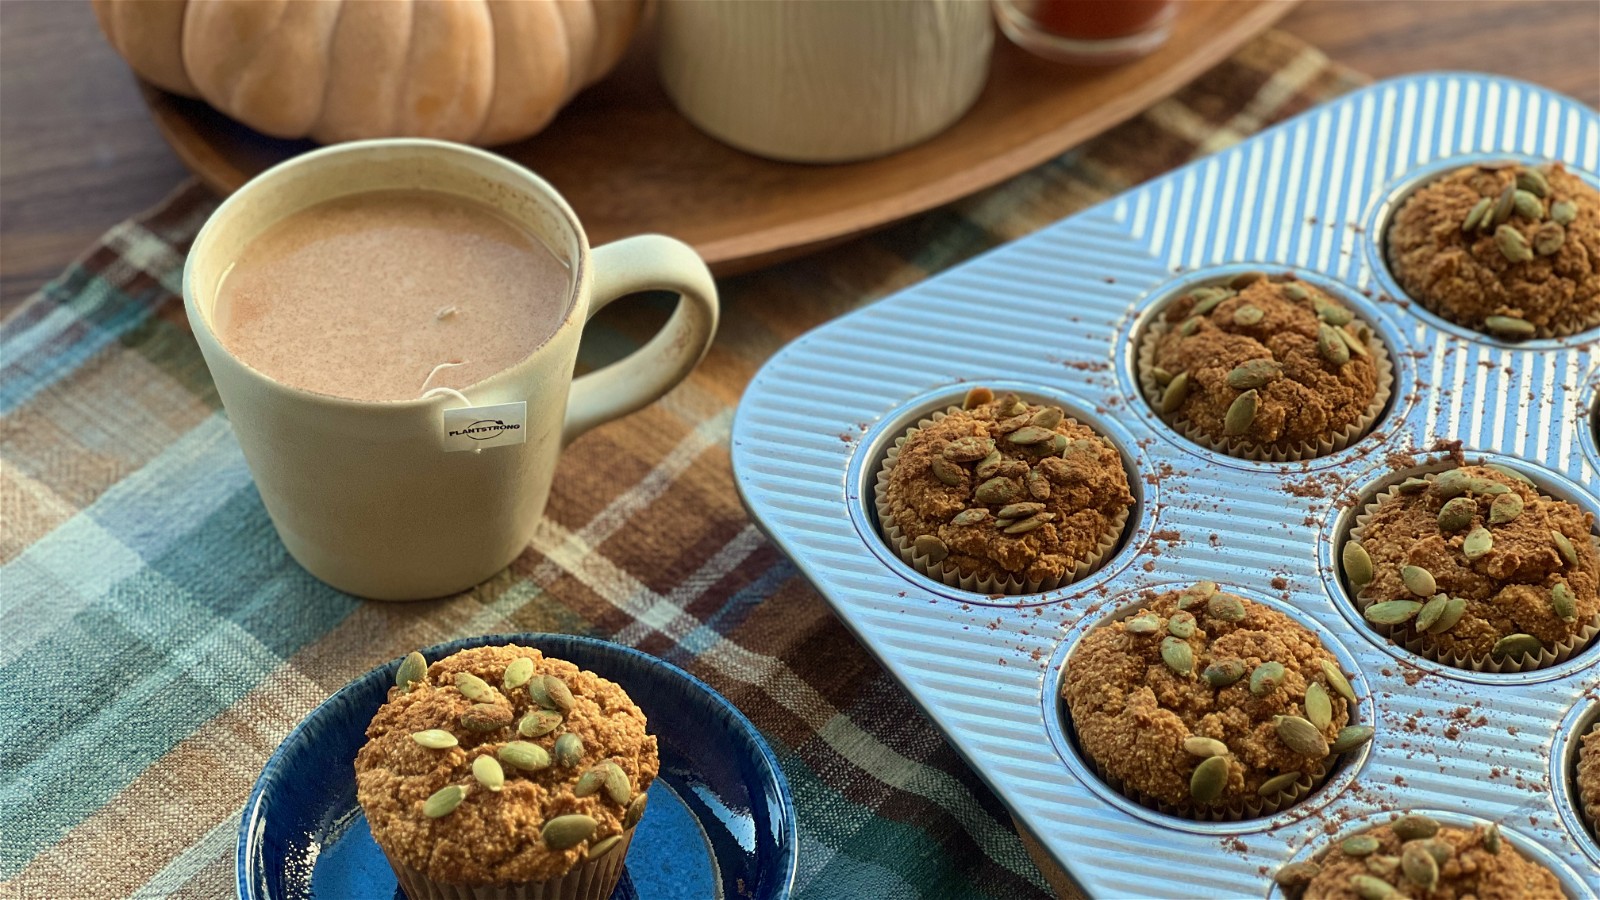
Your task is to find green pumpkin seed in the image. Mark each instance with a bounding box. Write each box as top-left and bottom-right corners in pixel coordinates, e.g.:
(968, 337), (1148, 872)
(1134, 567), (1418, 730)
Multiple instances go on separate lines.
(1491, 633), (1542, 658)
(975, 450), (1004, 479)
(540, 674), (575, 713)
(1342, 834), (1381, 857)
(1189, 755), (1228, 804)
(1024, 469), (1050, 501)
(1365, 855), (1400, 878)
(1225, 359), (1281, 390)
(913, 534), (949, 563)
(601, 762), (632, 805)
(1318, 323), (1351, 366)
(396, 651), (427, 691)
(575, 768), (606, 797)
(519, 710), (563, 738)
(997, 502), (1044, 519)
(528, 676), (553, 708)
(472, 755), (504, 792)
(455, 672), (496, 703)
(1258, 771), (1302, 798)
(1512, 189), (1544, 220)
(1157, 371), (1191, 414)
(1191, 292), (1229, 316)
(1151, 367), (1174, 387)
(1315, 297), (1356, 326)
(1495, 224), (1534, 262)
(1425, 596), (1468, 635)
(1365, 600), (1423, 625)
(1552, 530), (1578, 566)
(1183, 736), (1229, 758)
(1224, 390), (1258, 436)
(1250, 661), (1286, 696)
(1178, 317), (1202, 337)
(1330, 725), (1375, 754)
(623, 792), (649, 829)
(1437, 496), (1477, 532)
(1338, 326), (1370, 357)
(951, 509), (990, 527)
(1484, 822), (1501, 854)
(542, 814), (598, 850)
(587, 835), (623, 860)
(1463, 526), (1494, 560)
(1551, 582), (1577, 620)
(1230, 271), (1267, 289)
(962, 386), (994, 409)
(554, 732), (584, 767)
(1007, 426), (1056, 445)
(423, 785), (468, 818)
(1233, 305), (1265, 326)
(1400, 565), (1436, 597)
(1343, 541), (1375, 588)
(1489, 492), (1523, 524)
(1463, 196), (1494, 231)
(1517, 167), (1551, 197)
(1396, 477), (1430, 494)
(461, 703), (514, 732)
(498, 741), (551, 771)
(1031, 407), (1064, 429)
(1283, 283), (1311, 302)
(1273, 861), (1321, 887)
(1305, 682), (1333, 730)
(1166, 611), (1197, 639)
(1124, 613), (1161, 634)
(1390, 814), (1440, 840)
(1491, 183), (1518, 226)
(1349, 874), (1396, 900)
(411, 729), (458, 749)
(1178, 581), (1219, 609)
(1003, 514), (1052, 535)
(974, 477), (1020, 505)
(1417, 839), (1454, 866)
(1203, 658), (1246, 688)
(1160, 637), (1194, 676)
(1414, 595), (1450, 632)
(1320, 659), (1357, 703)
(1534, 222), (1565, 255)
(1485, 463), (1534, 485)
(1551, 199), (1578, 225)
(929, 456), (965, 486)
(1485, 314), (1536, 339)
(1276, 715), (1330, 756)
(1206, 592), (1246, 622)
(943, 436), (994, 462)
(503, 657), (535, 690)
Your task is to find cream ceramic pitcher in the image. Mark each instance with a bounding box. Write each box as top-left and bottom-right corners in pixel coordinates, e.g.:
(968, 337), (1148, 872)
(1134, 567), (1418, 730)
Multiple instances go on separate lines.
(184, 139), (719, 600)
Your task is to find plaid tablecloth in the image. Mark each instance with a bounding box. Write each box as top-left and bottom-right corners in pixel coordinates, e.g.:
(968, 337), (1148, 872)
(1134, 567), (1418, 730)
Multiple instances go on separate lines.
(1, 31), (1363, 900)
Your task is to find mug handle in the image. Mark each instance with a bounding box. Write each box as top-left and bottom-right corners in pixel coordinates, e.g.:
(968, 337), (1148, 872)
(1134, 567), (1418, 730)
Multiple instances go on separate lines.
(561, 235), (720, 445)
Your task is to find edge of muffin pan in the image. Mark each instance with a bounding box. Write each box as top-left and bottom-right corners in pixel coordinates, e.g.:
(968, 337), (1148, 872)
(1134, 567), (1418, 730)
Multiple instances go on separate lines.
(846, 381), (1153, 607)
(1583, 363), (1600, 476)
(1554, 697), (1600, 868)
(1115, 264), (1415, 472)
(1363, 152), (1600, 348)
(1263, 808), (1593, 900)
(1319, 450), (1600, 686)
(1038, 583), (1375, 837)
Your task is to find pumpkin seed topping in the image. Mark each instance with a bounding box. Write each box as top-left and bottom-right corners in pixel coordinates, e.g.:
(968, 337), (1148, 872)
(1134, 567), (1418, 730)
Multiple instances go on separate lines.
(1003, 514), (1052, 535)
(1484, 822), (1501, 854)
(974, 477), (1019, 505)
(1512, 189), (1544, 220)
(1178, 317), (1201, 337)
(975, 450), (1003, 479)
(454, 672), (496, 703)
(411, 729), (458, 749)
(519, 710), (563, 738)
(1551, 199), (1578, 225)
(1342, 834), (1381, 856)
(423, 785), (468, 818)
(1276, 715), (1329, 756)
(951, 508), (990, 526)
(503, 657), (535, 690)
(1025, 469), (1050, 500)
(1425, 597), (1468, 635)
(996, 413), (1030, 434)
(1273, 861), (1321, 887)
(1189, 755), (1228, 804)
(1494, 224), (1533, 262)
(1230, 271), (1266, 289)
(1320, 660), (1357, 703)
(542, 814), (598, 850)
(1484, 463), (1534, 485)
(1391, 814), (1440, 840)
(587, 835), (623, 860)
(1484, 314), (1536, 339)
(553, 732), (584, 767)
(943, 436), (993, 462)
(1534, 222), (1565, 255)
(1396, 477), (1430, 494)
(997, 502), (1044, 519)
(396, 652), (427, 691)
(461, 703), (514, 732)
(1415, 594), (1450, 632)
(930, 456), (965, 486)
(1224, 390), (1258, 436)
(1160, 637), (1194, 676)
(1258, 772), (1302, 798)
(1030, 407), (1064, 430)
(1202, 658), (1246, 688)
(1166, 611), (1197, 638)
(1551, 530), (1578, 566)
(1318, 323), (1351, 366)
(1463, 196), (1494, 231)
(602, 762), (632, 805)
(1517, 167), (1551, 197)
(1370, 856), (1402, 878)
(1249, 661), (1286, 696)
(1437, 496), (1476, 532)
(913, 534), (949, 563)
(1177, 581), (1218, 609)
(1463, 527), (1494, 560)
(1007, 426), (1056, 445)
(541, 675), (575, 713)
(1550, 582), (1577, 620)
(1330, 725), (1375, 754)
(1157, 371), (1190, 414)
(498, 741), (551, 771)
(1183, 736), (1229, 758)
(1491, 633), (1542, 658)
(1124, 613), (1161, 634)
(623, 793), (649, 829)
(1151, 367), (1174, 386)
(1225, 359), (1281, 390)
(1343, 541), (1375, 587)
(1337, 326), (1369, 357)
(1416, 839), (1454, 865)
(1283, 283), (1311, 302)
(1400, 565), (1436, 596)
(1491, 184), (1518, 226)
(1365, 600), (1423, 625)
(1489, 492), (1523, 524)
(1350, 875), (1397, 900)
(472, 755), (505, 792)
(1315, 297), (1355, 326)
(1233, 305), (1264, 326)
(1206, 592), (1246, 622)
(1305, 682), (1333, 730)
(574, 768), (606, 798)
(1191, 292), (1228, 316)
(962, 386), (994, 409)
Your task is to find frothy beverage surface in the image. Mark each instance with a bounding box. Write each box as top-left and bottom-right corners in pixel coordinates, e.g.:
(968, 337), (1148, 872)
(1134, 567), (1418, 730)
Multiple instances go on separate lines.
(215, 190), (570, 402)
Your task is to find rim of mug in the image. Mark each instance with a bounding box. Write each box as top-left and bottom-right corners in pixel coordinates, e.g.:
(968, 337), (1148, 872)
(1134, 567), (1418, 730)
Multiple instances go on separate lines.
(181, 138), (590, 410)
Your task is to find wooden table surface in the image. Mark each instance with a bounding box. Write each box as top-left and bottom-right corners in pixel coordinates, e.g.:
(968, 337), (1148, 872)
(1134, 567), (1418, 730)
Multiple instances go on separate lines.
(3, 0), (1597, 319)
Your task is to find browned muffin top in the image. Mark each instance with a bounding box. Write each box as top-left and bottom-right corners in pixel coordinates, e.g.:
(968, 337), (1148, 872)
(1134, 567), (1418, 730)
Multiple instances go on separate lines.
(1277, 818), (1564, 900)
(1061, 585), (1365, 812)
(883, 388), (1132, 586)
(355, 645), (658, 886)
(1345, 465), (1598, 663)
(1581, 722), (1600, 840)
(1387, 161), (1600, 339)
(1149, 274), (1380, 453)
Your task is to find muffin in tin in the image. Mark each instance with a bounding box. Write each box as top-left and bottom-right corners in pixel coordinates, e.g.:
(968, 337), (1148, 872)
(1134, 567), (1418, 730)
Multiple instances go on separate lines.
(1139, 273), (1390, 461)
(1061, 584), (1371, 819)
(355, 645), (658, 900)
(1581, 719), (1600, 842)
(1387, 160), (1600, 339)
(1343, 464), (1600, 672)
(1273, 815), (1565, 898)
(876, 388), (1133, 594)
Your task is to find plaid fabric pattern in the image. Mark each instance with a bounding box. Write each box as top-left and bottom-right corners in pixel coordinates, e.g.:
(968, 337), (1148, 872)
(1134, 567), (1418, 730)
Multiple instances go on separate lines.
(0, 31), (1363, 900)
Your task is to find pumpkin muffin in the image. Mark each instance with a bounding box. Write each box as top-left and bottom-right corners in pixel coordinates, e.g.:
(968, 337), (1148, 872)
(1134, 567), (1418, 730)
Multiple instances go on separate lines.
(1060, 585), (1371, 818)
(1141, 273), (1387, 460)
(1343, 464), (1600, 671)
(876, 388), (1133, 593)
(1387, 160), (1600, 339)
(1274, 816), (1565, 899)
(1581, 719), (1600, 841)
(356, 645), (658, 900)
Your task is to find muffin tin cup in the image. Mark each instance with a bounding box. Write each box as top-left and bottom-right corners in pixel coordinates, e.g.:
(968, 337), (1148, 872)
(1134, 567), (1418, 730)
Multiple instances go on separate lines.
(1348, 473), (1600, 674)
(1134, 277), (1395, 463)
(1083, 753), (1325, 825)
(874, 406), (1129, 596)
(384, 827), (635, 900)
(1582, 719), (1600, 848)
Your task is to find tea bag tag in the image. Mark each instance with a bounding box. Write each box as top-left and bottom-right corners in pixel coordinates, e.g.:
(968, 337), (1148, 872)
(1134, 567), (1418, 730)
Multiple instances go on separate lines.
(439, 401), (528, 452)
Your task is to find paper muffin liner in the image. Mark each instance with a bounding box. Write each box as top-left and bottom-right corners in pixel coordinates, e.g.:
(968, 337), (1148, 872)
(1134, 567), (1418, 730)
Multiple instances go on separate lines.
(386, 827), (635, 900)
(1084, 754), (1326, 822)
(1581, 718), (1600, 842)
(874, 406), (1129, 596)
(1348, 475), (1600, 673)
(1136, 297), (1394, 462)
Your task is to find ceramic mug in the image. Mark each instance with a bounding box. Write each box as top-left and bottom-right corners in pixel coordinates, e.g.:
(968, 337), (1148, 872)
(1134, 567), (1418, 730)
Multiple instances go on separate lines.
(184, 139), (719, 600)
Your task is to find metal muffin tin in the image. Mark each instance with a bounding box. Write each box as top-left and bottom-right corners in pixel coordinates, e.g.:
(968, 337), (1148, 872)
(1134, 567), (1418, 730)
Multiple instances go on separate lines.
(730, 73), (1600, 898)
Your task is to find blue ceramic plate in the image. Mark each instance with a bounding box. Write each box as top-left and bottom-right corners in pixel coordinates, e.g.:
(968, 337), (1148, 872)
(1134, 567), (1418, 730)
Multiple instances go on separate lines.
(238, 634), (797, 900)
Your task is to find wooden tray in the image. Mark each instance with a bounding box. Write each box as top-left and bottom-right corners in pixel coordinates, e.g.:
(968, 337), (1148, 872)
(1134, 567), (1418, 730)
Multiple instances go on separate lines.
(139, 1), (1294, 276)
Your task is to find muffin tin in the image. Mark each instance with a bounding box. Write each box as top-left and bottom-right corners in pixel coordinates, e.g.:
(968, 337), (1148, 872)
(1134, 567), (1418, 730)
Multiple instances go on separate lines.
(730, 73), (1600, 897)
